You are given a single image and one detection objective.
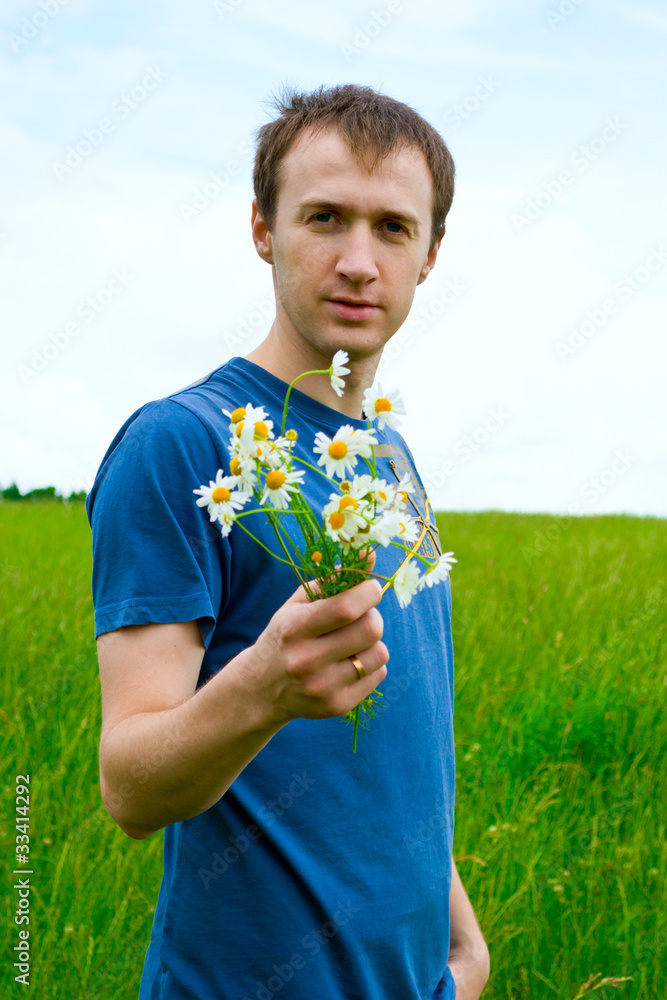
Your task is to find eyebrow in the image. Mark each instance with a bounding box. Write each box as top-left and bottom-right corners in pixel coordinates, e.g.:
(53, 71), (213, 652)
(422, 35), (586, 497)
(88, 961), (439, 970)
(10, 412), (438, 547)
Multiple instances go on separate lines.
(297, 199), (421, 234)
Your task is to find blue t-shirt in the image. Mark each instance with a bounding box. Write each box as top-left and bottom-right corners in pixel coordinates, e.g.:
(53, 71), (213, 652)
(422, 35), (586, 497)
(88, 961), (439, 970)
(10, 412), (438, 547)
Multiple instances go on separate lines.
(86, 356), (457, 1000)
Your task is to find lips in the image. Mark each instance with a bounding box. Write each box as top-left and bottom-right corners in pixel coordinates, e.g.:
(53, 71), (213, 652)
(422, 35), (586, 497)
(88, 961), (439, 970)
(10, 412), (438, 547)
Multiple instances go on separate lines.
(327, 300), (379, 320)
(330, 298), (377, 307)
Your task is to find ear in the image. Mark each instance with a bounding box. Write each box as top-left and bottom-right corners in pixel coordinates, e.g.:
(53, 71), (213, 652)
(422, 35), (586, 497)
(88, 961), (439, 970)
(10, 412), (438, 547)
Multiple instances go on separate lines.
(417, 237), (442, 285)
(251, 198), (274, 264)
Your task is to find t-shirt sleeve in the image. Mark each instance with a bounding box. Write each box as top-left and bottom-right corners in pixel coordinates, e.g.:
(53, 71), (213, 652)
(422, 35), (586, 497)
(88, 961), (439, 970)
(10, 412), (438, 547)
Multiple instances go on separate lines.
(86, 397), (232, 650)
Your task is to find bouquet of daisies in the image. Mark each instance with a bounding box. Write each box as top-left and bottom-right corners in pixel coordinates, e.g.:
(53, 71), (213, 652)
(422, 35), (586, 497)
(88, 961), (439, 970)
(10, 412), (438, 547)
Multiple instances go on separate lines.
(194, 351), (456, 751)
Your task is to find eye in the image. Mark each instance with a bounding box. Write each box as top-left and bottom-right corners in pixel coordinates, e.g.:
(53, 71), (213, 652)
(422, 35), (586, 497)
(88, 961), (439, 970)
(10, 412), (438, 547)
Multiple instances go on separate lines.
(312, 212), (335, 223)
(384, 221), (406, 235)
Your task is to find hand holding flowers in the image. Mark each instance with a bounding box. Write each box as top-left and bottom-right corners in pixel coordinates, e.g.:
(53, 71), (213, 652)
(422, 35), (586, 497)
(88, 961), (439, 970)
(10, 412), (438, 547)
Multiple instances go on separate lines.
(193, 350), (457, 750)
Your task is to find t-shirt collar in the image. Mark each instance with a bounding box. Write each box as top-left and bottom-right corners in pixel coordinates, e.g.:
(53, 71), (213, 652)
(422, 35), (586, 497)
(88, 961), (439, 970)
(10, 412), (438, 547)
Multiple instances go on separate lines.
(226, 356), (374, 434)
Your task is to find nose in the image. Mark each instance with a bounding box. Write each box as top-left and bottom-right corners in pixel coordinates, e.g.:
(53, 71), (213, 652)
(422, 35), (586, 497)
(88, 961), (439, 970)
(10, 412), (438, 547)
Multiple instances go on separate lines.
(333, 223), (380, 286)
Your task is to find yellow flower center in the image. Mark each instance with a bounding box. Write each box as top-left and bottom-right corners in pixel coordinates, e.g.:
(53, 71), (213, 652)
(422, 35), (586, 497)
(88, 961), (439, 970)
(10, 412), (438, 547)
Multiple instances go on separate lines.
(286, 429), (298, 441)
(328, 441), (348, 460)
(255, 446), (263, 457)
(311, 551), (322, 563)
(358, 523), (371, 534)
(398, 490), (408, 503)
(398, 522), (407, 534)
(265, 470), (286, 490)
(212, 487), (231, 503)
(229, 457), (241, 476)
(377, 490), (387, 501)
(254, 420), (269, 440)
(230, 407), (245, 423)
(339, 496), (358, 511)
(375, 397), (392, 413)
(339, 480), (351, 492)
(235, 422), (244, 437)
(328, 511), (345, 531)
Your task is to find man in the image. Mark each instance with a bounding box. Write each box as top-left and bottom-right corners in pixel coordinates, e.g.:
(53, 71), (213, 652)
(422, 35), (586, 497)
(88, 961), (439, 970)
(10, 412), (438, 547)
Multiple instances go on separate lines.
(87, 83), (490, 999)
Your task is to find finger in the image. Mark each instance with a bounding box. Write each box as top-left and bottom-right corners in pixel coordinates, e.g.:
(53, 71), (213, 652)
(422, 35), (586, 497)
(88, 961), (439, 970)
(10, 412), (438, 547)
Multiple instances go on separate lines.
(313, 608), (386, 666)
(339, 643), (389, 686)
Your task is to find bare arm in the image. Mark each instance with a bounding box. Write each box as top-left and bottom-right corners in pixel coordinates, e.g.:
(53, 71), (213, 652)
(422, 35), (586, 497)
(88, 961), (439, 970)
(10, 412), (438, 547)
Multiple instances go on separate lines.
(98, 626), (287, 838)
(447, 859), (490, 999)
(98, 554), (388, 839)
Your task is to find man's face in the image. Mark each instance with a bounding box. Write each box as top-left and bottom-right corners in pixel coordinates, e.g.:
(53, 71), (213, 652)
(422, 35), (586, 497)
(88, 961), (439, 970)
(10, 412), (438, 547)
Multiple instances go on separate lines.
(251, 126), (441, 365)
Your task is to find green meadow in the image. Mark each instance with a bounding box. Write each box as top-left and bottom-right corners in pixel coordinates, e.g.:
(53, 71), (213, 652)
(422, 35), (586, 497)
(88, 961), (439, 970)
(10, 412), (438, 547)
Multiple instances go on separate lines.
(1, 501), (665, 999)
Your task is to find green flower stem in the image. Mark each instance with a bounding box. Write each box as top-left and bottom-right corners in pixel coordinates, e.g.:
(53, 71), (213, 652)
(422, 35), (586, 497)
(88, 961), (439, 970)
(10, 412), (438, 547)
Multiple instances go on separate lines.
(265, 513), (309, 591)
(368, 421), (378, 478)
(231, 518), (295, 566)
(288, 485), (325, 544)
(280, 367), (332, 436)
(232, 507), (310, 520)
(271, 506), (308, 562)
(386, 539), (435, 569)
(289, 453), (339, 485)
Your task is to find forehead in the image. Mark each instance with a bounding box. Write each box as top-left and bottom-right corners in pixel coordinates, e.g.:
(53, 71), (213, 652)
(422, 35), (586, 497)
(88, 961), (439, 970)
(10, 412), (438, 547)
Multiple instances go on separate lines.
(277, 126), (433, 220)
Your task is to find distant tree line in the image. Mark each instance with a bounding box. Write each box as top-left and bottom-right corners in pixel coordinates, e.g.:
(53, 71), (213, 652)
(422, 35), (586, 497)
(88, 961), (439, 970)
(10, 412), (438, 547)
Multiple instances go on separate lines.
(0, 482), (87, 502)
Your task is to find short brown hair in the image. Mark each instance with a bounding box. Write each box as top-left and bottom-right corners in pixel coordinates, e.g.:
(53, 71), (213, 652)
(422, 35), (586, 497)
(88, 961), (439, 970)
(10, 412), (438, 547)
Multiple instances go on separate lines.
(252, 83), (455, 253)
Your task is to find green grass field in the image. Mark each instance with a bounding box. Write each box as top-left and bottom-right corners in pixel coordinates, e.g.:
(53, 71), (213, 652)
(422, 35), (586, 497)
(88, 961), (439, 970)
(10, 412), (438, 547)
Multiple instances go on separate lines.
(1, 501), (665, 999)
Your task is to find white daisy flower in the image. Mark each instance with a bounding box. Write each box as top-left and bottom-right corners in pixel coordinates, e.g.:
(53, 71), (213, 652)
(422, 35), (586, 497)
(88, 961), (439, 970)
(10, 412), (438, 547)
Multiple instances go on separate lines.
(233, 404), (275, 455)
(395, 514), (420, 545)
(417, 552), (458, 590)
(313, 425), (378, 479)
(330, 350), (350, 398)
(322, 492), (371, 542)
(217, 509), (236, 538)
(371, 478), (400, 510)
(322, 503), (368, 545)
(392, 559), (422, 609)
(259, 467), (306, 510)
(367, 508), (404, 547)
(235, 436), (289, 471)
(193, 470), (250, 523)
(391, 471), (416, 509)
(362, 384), (406, 430)
(222, 405), (247, 435)
(227, 452), (257, 493)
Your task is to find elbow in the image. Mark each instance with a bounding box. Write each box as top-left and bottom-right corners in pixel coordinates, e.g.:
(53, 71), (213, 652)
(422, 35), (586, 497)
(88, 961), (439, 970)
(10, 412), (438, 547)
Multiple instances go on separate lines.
(123, 823), (158, 840)
(99, 770), (158, 840)
(472, 941), (491, 987)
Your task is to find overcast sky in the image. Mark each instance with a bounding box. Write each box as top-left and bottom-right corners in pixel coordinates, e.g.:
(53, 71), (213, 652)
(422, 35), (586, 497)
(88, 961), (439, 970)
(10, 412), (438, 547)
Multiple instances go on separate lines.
(1, 0), (665, 517)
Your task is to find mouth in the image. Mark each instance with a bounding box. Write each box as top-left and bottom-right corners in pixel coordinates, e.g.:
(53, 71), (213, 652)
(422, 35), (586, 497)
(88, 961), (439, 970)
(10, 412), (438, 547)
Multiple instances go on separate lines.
(327, 299), (379, 320)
